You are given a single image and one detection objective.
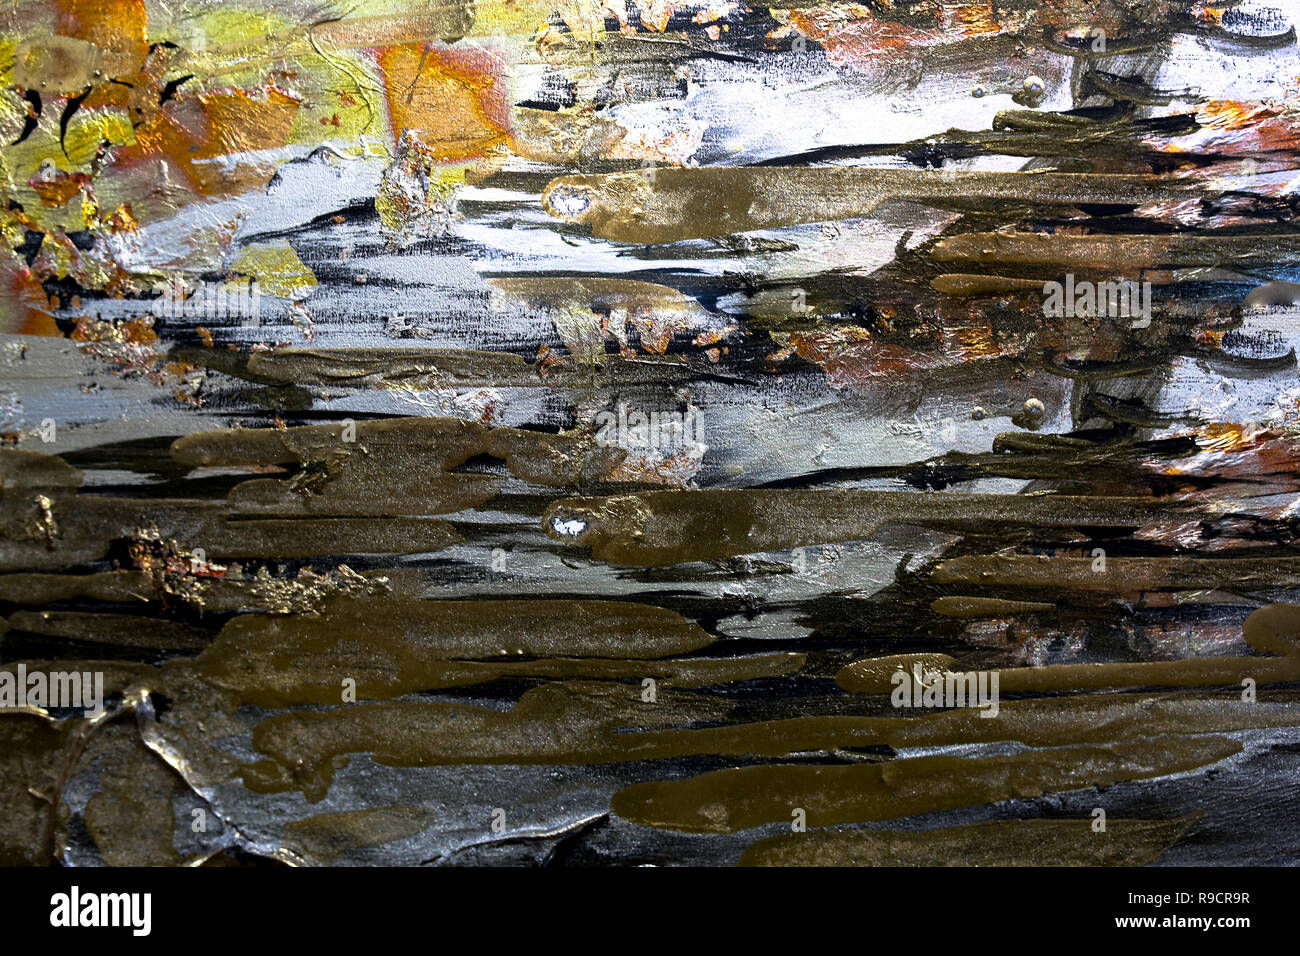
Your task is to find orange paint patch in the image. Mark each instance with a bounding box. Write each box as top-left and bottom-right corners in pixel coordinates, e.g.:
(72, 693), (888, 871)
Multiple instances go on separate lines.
(106, 204), (139, 234)
(377, 43), (510, 161)
(1191, 422), (1273, 455)
(55, 0), (149, 73)
(0, 262), (60, 336)
(120, 88), (301, 198)
(1195, 4), (1225, 25)
(941, 3), (1006, 37)
(1153, 101), (1300, 182)
(1197, 100), (1279, 132)
(28, 170), (93, 207)
(70, 314), (157, 346)
(949, 324), (1001, 359)
(151, 89), (302, 162)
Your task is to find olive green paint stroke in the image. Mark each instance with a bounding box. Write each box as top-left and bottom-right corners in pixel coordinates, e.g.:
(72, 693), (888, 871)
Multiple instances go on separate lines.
(932, 233), (1300, 268)
(0, 490), (460, 571)
(241, 674), (1300, 801)
(208, 650), (803, 706)
(930, 596), (1056, 618)
(244, 681), (727, 801)
(0, 660), (157, 701)
(173, 415), (622, 485)
(203, 596), (714, 699)
(0, 714), (72, 865)
(837, 654), (958, 693)
(931, 274), (1048, 296)
(172, 416), (482, 467)
(933, 554), (1300, 592)
(0, 571), (157, 605)
(0, 450), (83, 490)
(280, 806), (435, 865)
(542, 489), (1222, 566)
(211, 596), (714, 661)
(0, 567), (412, 613)
(228, 473), (503, 518)
(841, 604), (1300, 694)
(7, 611), (209, 651)
(739, 814), (1200, 867)
(174, 416), (625, 516)
(841, 652), (1300, 694)
(200, 592), (804, 705)
(609, 736), (1241, 833)
(240, 347), (705, 389)
(926, 431), (1203, 484)
(81, 724), (184, 867)
(486, 276), (711, 320)
(541, 169), (1199, 244)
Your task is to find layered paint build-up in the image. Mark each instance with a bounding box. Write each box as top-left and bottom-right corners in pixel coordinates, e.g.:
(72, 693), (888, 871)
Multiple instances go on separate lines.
(1, 0), (1300, 866)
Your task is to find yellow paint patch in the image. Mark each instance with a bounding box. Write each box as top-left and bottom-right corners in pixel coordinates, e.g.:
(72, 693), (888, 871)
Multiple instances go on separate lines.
(232, 242), (319, 300)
